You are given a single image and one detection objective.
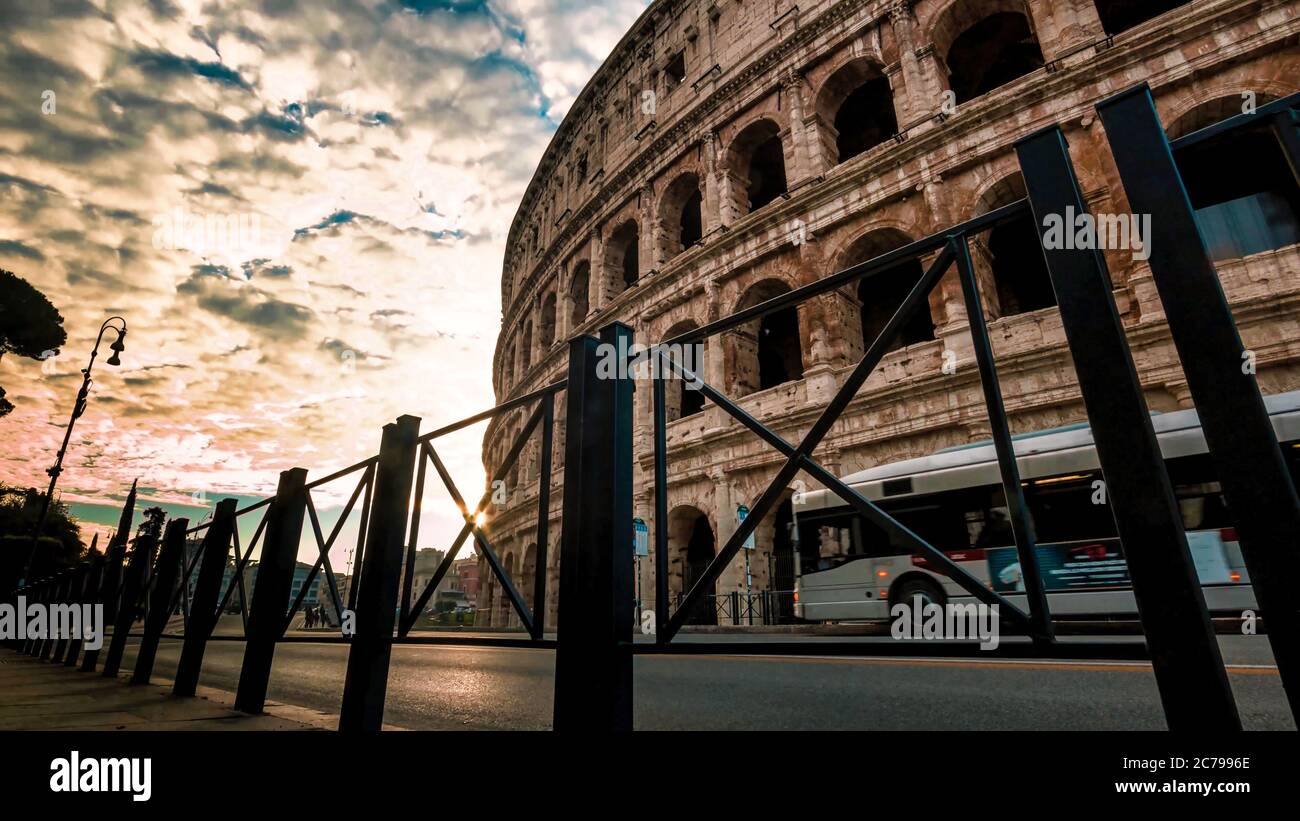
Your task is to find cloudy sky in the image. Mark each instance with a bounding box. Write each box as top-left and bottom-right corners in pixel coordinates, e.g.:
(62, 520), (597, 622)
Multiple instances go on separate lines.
(0, 0), (648, 565)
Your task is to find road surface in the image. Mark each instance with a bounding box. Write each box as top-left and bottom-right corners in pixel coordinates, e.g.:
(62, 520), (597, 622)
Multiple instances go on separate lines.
(116, 633), (1296, 730)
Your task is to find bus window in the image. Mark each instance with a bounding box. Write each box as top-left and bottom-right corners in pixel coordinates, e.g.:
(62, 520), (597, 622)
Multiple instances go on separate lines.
(1167, 452), (1234, 531)
(796, 512), (859, 571)
(882, 497), (969, 554)
(963, 486), (1015, 550)
(1026, 472), (1117, 542)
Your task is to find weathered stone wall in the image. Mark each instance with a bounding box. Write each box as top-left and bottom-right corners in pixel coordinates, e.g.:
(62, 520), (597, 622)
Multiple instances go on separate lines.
(479, 0), (1300, 627)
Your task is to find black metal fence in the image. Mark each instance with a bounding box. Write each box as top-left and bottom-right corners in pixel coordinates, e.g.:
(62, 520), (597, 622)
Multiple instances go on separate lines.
(6, 83), (1300, 732)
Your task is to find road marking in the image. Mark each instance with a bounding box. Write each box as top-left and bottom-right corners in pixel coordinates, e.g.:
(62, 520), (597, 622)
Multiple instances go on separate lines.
(651, 654), (1280, 675)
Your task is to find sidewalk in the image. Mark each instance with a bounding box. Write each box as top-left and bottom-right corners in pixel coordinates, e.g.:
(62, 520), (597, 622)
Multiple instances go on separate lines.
(0, 649), (330, 731)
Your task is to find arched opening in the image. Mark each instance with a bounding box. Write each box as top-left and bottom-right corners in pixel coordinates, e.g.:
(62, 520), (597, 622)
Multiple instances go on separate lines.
(1170, 98), (1300, 262)
(659, 173), (704, 259)
(816, 59), (898, 164)
(605, 220), (640, 298)
(667, 506), (717, 625)
(941, 6), (1044, 104)
(538, 292), (556, 350)
(519, 319), (533, 372)
(569, 261), (590, 327)
(728, 279), (804, 396)
(728, 119), (788, 215)
(660, 320), (706, 422)
(977, 174), (1057, 317)
(680, 189), (703, 249)
(839, 229), (936, 353)
(1094, 1), (1190, 35)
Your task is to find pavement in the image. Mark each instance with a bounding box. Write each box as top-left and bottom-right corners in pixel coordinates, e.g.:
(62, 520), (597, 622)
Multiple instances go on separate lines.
(0, 649), (334, 731)
(3, 630), (1292, 731)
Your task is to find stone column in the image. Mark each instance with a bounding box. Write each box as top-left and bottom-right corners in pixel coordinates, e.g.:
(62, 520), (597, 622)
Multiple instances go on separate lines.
(782, 70), (815, 185)
(640, 184), (660, 275)
(557, 262), (573, 339)
(1026, 0), (1105, 64)
(702, 132), (724, 234)
(590, 228), (606, 309)
(889, 1), (948, 125)
(711, 469), (742, 594)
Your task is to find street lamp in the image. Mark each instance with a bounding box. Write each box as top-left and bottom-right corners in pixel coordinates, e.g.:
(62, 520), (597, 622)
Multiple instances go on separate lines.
(20, 316), (128, 587)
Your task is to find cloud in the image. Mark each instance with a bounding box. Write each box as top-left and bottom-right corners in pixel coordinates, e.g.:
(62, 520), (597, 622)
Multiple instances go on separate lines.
(0, 0), (650, 566)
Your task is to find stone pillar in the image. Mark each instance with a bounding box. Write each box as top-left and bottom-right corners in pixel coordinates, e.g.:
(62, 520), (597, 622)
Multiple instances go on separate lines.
(883, 60), (909, 134)
(711, 470), (741, 594)
(889, 1), (948, 125)
(782, 70), (815, 185)
(590, 228), (607, 308)
(640, 184), (660, 275)
(557, 262), (573, 339)
(702, 132), (724, 234)
(1026, 0), (1105, 64)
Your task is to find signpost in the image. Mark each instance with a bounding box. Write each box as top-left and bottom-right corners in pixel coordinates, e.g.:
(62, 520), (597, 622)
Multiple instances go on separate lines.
(633, 518), (649, 625)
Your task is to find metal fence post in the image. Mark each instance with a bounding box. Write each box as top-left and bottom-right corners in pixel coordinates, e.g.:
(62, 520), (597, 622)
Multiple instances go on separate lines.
(553, 322), (634, 732)
(99, 479), (139, 626)
(234, 468), (308, 714)
(174, 499), (237, 696)
(47, 569), (80, 661)
(24, 579), (49, 656)
(131, 518), (188, 685)
(63, 554), (102, 667)
(1096, 84), (1300, 721)
(102, 534), (158, 678)
(1014, 124), (1240, 730)
(339, 415), (421, 732)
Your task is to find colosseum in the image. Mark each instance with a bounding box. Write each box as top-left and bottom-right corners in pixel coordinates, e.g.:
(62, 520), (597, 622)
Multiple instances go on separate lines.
(477, 0), (1300, 628)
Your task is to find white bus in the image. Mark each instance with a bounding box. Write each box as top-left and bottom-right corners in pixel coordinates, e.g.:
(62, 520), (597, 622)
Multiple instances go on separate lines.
(792, 390), (1300, 622)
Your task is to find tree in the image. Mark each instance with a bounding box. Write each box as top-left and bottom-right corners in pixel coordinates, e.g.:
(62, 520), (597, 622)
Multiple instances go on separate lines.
(0, 483), (85, 587)
(136, 506), (166, 541)
(0, 268), (67, 419)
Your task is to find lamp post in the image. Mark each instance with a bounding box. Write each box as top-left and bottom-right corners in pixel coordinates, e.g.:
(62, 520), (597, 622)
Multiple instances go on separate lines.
(21, 316), (127, 587)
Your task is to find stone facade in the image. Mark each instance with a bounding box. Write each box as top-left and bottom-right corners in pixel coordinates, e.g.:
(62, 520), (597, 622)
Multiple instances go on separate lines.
(478, 0), (1300, 627)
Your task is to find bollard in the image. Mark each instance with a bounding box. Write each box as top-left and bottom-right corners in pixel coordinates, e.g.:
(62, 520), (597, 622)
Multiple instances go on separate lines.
(234, 468), (309, 714)
(339, 415), (421, 732)
(131, 518), (189, 685)
(173, 499), (238, 696)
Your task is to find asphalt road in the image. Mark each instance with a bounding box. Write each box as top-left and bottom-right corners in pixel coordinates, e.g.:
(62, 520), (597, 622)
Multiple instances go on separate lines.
(117, 634), (1296, 730)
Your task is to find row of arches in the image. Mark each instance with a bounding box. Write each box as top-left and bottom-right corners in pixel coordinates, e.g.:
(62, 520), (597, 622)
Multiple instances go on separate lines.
(503, 172), (1060, 399)
(500, 0), (1258, 397)
(504, 0), (1198, 321)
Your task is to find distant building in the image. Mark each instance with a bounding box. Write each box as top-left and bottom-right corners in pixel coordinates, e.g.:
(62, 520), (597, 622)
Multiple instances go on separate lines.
(452, 557), (479, 606)
(181, 554), (322, 614)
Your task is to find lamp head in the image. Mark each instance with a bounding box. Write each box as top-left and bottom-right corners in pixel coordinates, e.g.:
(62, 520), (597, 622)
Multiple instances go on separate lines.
(106, 328), (126, 366)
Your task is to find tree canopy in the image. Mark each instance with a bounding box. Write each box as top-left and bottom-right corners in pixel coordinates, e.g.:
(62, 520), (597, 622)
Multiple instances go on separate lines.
(0, 268), (67, 419)
(0, 483), (86, 587)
